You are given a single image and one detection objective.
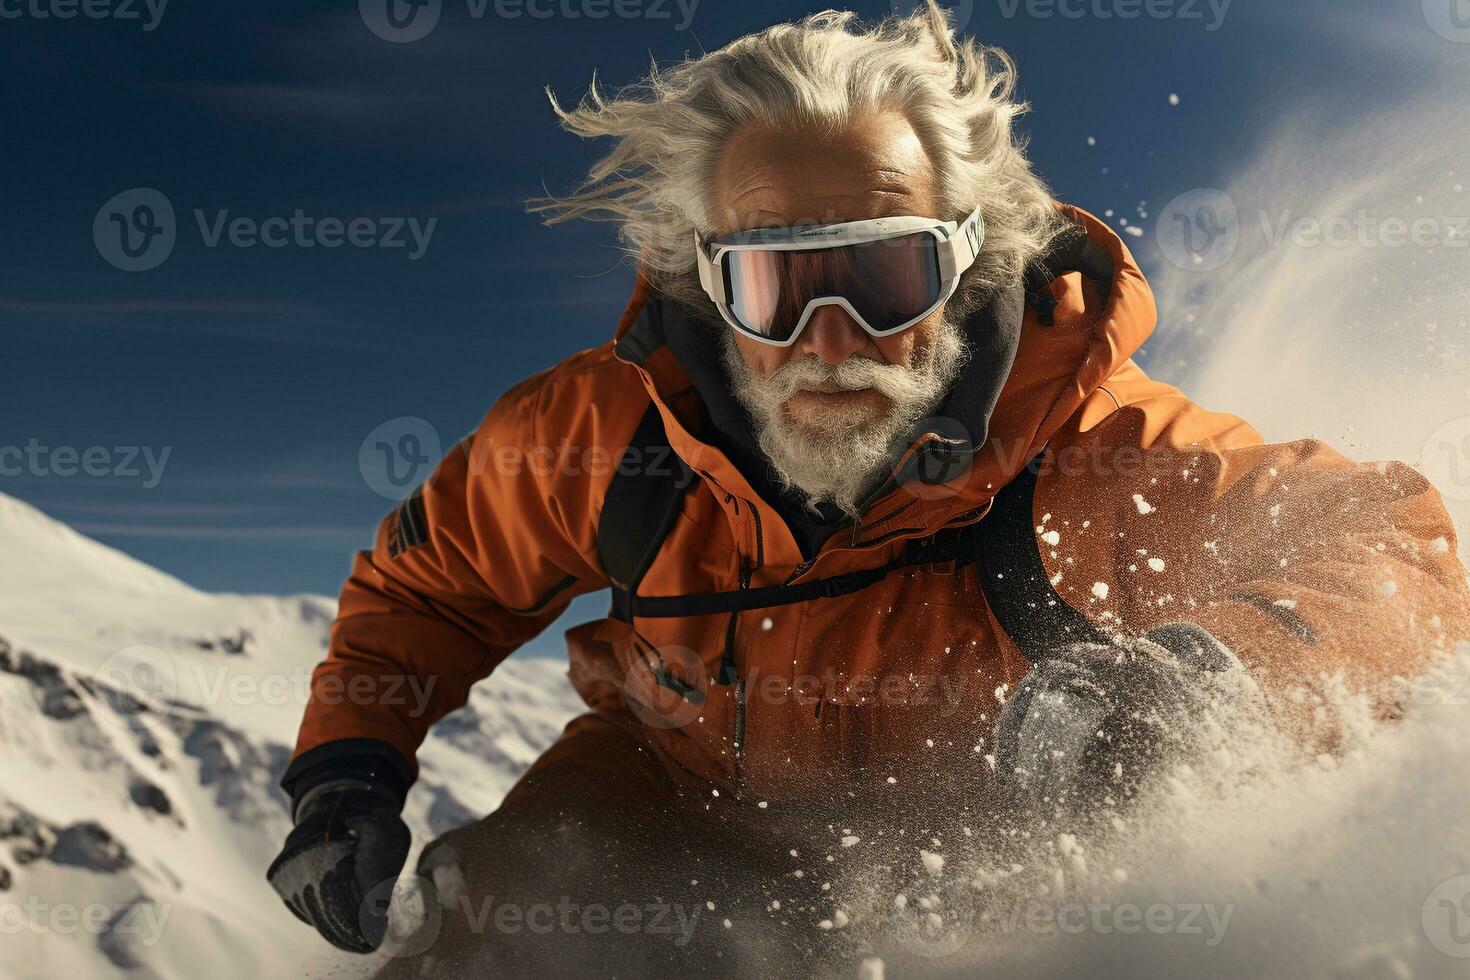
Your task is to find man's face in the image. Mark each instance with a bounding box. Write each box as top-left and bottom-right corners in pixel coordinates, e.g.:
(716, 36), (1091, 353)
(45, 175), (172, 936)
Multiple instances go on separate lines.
(708, 110), (968, 515)
(710, 110), (948, 433)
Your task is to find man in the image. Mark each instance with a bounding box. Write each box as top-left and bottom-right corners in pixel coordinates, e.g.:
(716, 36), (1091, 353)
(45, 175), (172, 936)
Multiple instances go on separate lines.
(267, 3), (1470, 976)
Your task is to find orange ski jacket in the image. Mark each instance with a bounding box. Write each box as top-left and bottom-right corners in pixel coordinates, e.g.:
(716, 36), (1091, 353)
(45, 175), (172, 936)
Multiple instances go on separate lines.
(286, 206), (1470, 804)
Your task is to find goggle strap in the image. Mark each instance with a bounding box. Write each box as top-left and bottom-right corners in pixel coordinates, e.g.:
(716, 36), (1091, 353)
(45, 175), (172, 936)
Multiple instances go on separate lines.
(951, 207), (985, 275)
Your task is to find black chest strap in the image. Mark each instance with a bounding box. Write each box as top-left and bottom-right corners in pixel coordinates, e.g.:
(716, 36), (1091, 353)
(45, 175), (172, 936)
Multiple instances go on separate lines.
(972, 459), (1108, 656)
(598, 403), (696, 608)
(595, 405), (1103, 663)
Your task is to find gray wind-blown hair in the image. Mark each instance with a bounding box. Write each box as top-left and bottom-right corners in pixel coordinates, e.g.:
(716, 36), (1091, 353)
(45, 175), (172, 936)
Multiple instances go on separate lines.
(527, 1), (1066, 317)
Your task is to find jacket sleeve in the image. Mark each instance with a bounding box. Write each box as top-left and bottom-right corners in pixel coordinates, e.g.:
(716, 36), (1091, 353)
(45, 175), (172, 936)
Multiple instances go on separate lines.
(285, 370), (610, 795)
(1063, 398), (1470, 722)
(1174, 439), (1470, 704)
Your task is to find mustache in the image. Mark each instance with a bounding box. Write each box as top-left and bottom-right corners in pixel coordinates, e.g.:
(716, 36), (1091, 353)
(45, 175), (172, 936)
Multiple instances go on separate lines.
(761, 352), (933, 404)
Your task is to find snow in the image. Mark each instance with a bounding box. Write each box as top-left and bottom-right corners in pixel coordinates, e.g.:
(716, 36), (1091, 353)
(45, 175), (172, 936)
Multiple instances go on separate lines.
(906, 646), (1470, 979)
(0, 492), (584, 980)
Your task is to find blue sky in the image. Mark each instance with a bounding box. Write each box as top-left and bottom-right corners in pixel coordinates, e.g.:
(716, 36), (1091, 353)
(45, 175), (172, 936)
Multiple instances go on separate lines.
(2, 0), (1462, 614)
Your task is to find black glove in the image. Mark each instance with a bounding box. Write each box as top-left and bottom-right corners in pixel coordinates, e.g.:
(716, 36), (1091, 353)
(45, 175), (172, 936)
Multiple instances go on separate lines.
(267, 780), (412, 953)
(991, 622), (1257, 817)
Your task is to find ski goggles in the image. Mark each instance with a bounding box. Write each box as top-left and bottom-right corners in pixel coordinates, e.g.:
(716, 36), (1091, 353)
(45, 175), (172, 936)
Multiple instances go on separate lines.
(694, 206), (983, 347)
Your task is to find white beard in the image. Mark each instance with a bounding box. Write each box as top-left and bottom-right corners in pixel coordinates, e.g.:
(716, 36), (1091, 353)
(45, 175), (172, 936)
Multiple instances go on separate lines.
(719, 316), (969, 518)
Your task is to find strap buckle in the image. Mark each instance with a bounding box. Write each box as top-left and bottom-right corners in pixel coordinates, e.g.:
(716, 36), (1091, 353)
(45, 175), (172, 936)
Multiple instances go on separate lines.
(904, 529), (968, 568)
(821, 572), (860, 598)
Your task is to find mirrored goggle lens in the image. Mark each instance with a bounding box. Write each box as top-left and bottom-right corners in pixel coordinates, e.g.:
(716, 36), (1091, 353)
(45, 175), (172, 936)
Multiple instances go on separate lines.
(722, 232), (944, 342)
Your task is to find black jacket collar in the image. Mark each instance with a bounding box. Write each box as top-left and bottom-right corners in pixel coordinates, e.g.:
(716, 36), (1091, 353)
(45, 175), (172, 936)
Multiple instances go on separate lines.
(621, 283), (1026, 559)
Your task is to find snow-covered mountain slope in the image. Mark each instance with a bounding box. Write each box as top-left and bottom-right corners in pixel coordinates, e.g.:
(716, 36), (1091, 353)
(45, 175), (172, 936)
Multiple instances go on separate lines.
(0, 492), (585, 980)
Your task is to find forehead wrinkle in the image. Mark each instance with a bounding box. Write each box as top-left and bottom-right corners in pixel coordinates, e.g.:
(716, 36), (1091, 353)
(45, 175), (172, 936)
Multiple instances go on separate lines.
(726, 164), (779, 199)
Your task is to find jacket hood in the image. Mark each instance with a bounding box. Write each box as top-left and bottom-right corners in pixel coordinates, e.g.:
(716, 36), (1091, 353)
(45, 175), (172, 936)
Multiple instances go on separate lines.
(611, 204), (1157, 541)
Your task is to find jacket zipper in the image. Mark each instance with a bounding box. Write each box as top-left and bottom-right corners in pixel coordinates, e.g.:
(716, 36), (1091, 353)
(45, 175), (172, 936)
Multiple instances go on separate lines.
(721, 493), (758, 796)
(720, 562), (750, 796)
(733, 667), (746, 790)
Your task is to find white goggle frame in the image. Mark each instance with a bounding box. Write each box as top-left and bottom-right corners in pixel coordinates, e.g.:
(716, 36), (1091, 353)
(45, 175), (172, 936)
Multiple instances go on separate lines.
(694, 206), (984, 347)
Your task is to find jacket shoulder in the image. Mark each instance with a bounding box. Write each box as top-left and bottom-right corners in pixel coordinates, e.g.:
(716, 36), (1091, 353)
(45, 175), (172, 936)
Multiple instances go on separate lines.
(1060, 359), (1265, 457)
(474, 340), (652, 449)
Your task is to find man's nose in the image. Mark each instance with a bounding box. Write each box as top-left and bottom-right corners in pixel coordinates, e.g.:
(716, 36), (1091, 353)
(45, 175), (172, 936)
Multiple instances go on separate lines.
(796, 303), (869, 365)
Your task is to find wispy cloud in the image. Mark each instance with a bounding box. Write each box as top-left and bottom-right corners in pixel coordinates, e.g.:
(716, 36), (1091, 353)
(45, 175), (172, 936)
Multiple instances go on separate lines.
(0, 299), (313, 316)
(73, 522), (367, 543)
(26, 501), (276, 519)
